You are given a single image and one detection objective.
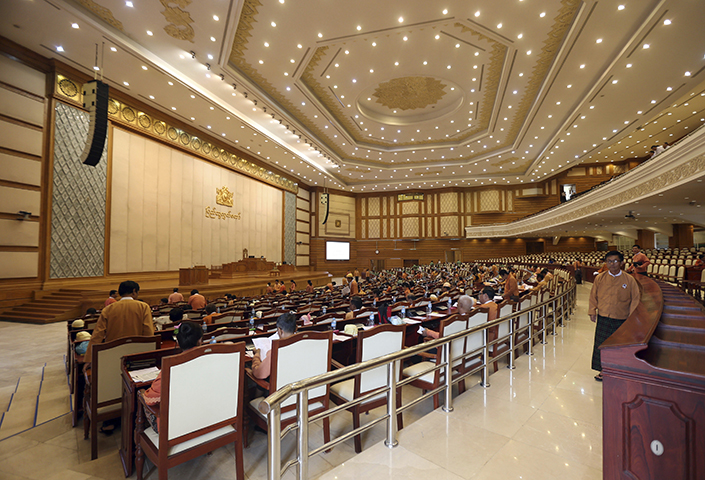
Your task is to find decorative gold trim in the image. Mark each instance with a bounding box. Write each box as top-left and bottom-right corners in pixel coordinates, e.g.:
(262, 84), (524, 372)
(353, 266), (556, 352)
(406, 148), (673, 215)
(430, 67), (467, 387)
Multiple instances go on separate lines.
(159, 0), (195, 42)
(53, 74), (298, 194)
(75, 0), (124, 31)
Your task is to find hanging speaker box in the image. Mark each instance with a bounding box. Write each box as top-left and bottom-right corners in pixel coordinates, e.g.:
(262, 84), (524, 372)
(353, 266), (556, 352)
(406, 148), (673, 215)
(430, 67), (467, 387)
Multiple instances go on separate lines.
(80, 80), (110, 166)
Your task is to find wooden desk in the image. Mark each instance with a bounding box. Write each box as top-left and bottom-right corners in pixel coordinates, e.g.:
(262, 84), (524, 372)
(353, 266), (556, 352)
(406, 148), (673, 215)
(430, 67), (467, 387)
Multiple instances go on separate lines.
(179, 266), (209, 286)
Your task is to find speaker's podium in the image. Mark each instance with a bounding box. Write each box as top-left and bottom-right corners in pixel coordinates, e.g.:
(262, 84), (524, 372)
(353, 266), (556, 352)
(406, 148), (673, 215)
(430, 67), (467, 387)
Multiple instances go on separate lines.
(179, 266), (209, 286)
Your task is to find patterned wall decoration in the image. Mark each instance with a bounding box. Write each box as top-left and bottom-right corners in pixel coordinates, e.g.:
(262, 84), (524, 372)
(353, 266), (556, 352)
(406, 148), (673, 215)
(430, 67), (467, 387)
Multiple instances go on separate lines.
(54, 75), (298, 194)
(159, 0), (195, 42)
(76, 0), (123, 31)
(50, 102), (107, 278)
(382, 219), (387, 238)
(402, 217), (419, 237)
(402, 201), (419, 215)
(368, 197), (380, 216)
(283, 191), (296, 265)
(465, 192), (473, 213)
(479, 190), (500, 212)
(440, 217), (459, 237)
(507, 190), (513, 211)
(367, 219), (380, 238)
(439, 192), (458, 214)
(360, 198), (366, 216)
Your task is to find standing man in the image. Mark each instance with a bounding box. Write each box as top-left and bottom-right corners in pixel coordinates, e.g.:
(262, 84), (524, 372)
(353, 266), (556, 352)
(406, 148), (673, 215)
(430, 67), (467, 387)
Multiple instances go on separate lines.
(349, 273), (359, 296)
(627, 244), (650, 276)
(167, 288), (184, 304)
(589, 251), (641, 381)
(85, 281), (154, 362)
(104, 290), (118, 307)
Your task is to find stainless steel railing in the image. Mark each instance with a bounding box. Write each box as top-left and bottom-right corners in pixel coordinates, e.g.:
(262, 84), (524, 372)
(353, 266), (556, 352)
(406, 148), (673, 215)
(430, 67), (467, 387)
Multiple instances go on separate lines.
(259, 278), (576, 480)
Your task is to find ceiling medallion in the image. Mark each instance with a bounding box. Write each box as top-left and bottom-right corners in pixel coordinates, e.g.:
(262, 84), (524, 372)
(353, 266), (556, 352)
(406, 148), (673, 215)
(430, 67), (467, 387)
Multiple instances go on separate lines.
(372, 76), (448, 111)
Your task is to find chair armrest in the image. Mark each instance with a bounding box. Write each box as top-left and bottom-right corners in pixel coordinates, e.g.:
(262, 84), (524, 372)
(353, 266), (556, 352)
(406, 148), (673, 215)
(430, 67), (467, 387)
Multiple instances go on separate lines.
(418, 351), (437, 359)
(331, 359), (345, 370)
(245, 367), (270, 391)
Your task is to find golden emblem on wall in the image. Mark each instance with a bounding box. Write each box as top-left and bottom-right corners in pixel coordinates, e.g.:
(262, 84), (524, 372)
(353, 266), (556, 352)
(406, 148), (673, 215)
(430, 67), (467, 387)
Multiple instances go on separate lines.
(216, 186), (234, 207)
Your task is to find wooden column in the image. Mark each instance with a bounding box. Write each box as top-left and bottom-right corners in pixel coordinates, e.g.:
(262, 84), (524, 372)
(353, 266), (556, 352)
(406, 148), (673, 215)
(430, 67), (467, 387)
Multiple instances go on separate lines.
(668, 224), (694, 249)
(637, 229), (655, 249)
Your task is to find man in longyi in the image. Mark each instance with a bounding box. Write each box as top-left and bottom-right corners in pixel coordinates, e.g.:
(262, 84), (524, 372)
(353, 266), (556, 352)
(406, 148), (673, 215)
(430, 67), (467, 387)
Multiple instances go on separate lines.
(589, 251), (641, 382)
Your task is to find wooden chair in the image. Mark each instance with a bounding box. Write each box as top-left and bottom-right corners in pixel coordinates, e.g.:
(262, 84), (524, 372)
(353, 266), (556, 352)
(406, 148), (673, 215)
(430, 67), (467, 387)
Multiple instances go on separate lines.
(489, 301), (514, 372)
(84, 335), (161, 460)
(514, 295), (533, 357)
(135, 342), (247, 480)
(462, 309), (490, 388)
(246, 331), (333, 448)
(329, 324), (405, 453)
(401, 314), (469, 409)
(202, 327), (249, 343)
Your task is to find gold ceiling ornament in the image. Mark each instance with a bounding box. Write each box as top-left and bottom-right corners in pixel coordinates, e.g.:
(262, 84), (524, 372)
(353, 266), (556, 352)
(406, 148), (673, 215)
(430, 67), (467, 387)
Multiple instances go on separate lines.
(53, 74), (298, 194)
(373, 77), (448, 111)
(216, 186), (234, 207)
(75, 0), (124, 31)
(159, 0), (195, 42)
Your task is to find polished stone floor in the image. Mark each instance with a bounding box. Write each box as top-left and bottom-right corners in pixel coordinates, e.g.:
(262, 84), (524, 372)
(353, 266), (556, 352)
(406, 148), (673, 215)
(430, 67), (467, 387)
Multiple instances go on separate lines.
(0, 284), (601, 479)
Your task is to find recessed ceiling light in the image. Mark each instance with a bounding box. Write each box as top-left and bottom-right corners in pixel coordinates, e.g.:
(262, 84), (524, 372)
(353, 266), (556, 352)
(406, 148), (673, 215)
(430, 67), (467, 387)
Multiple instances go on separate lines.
(643, 44), (650, 49)
(123, 81), (129, 86)
(526, 50), (532, 55)
(497, 23), (502, 29)
(517, 33), (523, 39)
(141, 65), (148, 70)
(110, 47), (117, 52)
(168, 81), (173, 85)
(213, 15), (219, 21)
(71, 23), (79, 29)
(398, 17), (404, 23)
(125, 1), (133, 7)
(56, 46), (64, 52)
(442, 9), (448, 14)
(147, 30), (153, 36)
(663, 19), (672, 25)
(318, 33), (323, 38)
(685, 71), (691, 76)
(612, 79), (618, 84)
(540, 12), (546, 17)
(474, 10), (480, 17)
(596, 38), (602, 43)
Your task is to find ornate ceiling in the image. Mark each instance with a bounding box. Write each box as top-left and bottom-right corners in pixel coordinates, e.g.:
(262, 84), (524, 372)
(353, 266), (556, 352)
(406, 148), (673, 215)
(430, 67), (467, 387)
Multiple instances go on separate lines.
(1, 0), (704, 193)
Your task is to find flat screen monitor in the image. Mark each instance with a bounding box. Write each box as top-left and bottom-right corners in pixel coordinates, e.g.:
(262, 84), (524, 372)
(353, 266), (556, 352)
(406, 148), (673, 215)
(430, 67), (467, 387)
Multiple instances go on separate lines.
(326, 241), (350, 261)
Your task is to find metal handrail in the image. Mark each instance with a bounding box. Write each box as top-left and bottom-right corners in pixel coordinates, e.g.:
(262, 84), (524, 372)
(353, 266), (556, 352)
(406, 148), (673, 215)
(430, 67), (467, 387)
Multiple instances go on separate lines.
(261, 277), (576, 480)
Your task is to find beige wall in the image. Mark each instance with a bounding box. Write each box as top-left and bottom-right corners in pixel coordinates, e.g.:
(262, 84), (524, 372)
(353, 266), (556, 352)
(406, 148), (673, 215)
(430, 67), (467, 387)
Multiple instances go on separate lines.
(317, 192), (355, 238)
(109, 128), (283, 273)
(0, 55), (45, 279)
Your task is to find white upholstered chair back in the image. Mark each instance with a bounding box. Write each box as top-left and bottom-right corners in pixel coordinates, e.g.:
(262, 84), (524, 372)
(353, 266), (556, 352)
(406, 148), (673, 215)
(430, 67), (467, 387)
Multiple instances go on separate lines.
(517, 297), (532, 328)
(466, 310), (488, 353)
(441, 316), (469, 368)
(275, 335), (331, 409)
(167, 348), (242, 441)
(96, 339), (159, 404)
(498, 303), (513, 339)
(358, 329), (404, 395)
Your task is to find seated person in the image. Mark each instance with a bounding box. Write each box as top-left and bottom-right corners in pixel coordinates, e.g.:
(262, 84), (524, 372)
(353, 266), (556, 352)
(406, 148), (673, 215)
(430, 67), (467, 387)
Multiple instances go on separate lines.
(142, 321), (203, 431)
(306, 280), (314, 293)
(188, 289), (207, 310)
(202, 303), (217, 324)
(695, 254), (704, 267)
(154, 307), (187, 330)
(419, 295), (476, 339)
(250, 312), (297, 380)
(344, 296), (363, 320)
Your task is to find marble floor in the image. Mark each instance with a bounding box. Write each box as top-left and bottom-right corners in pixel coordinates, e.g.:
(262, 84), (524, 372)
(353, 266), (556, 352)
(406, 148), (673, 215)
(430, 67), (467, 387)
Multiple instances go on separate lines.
(0, 284), (602, 479)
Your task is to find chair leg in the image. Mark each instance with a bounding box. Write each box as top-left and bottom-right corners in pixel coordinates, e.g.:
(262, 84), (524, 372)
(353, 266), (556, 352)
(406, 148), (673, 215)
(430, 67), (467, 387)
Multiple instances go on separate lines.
(352, 408), (362, 453)
(135, 405), (145, 480)
(396, 389), (404, 431)
(323, 416), (332, 453)
(234, 439), (245, 480)
(91, 419), (98, 460)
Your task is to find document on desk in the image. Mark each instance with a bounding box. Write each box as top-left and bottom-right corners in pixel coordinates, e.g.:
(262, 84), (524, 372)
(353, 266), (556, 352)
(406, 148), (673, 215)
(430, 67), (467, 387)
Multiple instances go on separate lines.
(333, 333), (352, 342)
(129, 366), (160, 383)
(403, 318), (423, 325)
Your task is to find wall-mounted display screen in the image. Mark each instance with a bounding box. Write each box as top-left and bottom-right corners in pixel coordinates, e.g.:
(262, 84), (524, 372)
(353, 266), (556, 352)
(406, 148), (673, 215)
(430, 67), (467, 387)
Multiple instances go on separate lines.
(326, 241), (350, 261)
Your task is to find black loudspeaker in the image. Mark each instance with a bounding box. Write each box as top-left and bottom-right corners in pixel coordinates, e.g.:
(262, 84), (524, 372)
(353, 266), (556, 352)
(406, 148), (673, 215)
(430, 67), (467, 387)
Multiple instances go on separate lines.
(80, 80), (109, 167)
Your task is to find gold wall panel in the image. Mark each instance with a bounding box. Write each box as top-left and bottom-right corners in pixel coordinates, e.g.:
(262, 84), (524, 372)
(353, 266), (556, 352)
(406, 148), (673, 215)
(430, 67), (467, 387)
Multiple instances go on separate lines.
(440, 216), (459, 237)
(54, 74), (298, 194)
(402, 217), (418, 238)
(368, 218), (380, 238)
(479, 190), (500, 212)
(368, 197), (380, 216)
(439, 192), (458, 214)
(402, 201), (419, 215)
